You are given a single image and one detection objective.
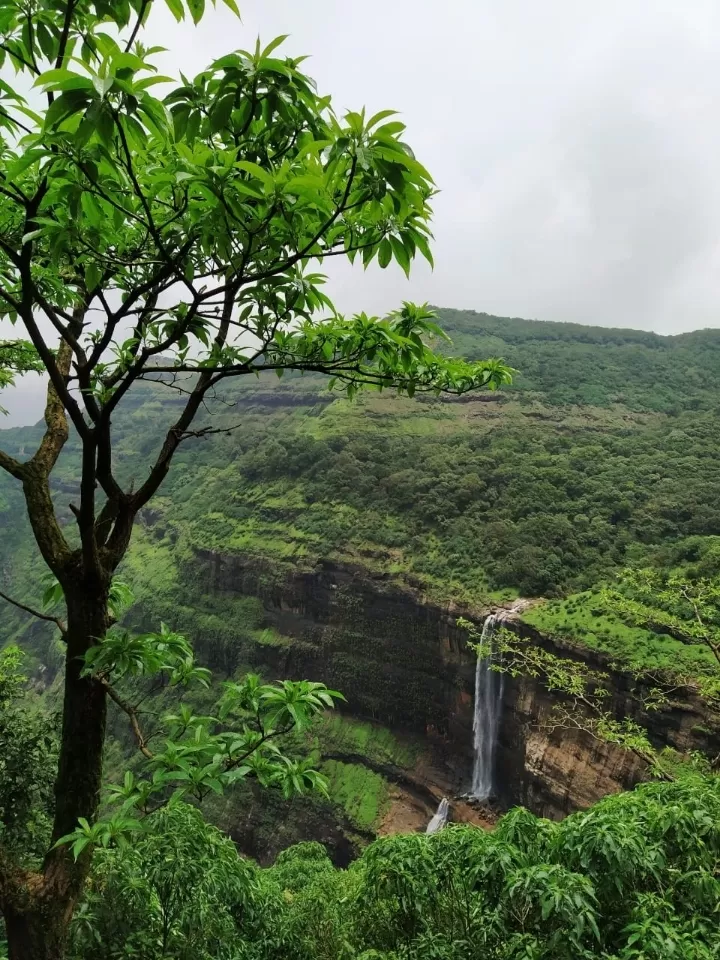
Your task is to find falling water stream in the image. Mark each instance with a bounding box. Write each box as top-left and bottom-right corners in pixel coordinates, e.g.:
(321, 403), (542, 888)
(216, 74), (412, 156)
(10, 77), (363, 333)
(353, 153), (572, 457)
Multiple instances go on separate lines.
(426, 797), (450, 834)
(470, 613), (505, 800)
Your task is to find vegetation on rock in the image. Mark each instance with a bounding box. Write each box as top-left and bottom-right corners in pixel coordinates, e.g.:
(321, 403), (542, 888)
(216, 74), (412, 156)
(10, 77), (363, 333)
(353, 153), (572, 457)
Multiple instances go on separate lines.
(0, 1), (719, 958)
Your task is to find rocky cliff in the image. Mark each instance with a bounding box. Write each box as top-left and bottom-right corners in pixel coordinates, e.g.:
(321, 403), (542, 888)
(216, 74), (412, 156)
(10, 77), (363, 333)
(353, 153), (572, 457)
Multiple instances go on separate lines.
(189, 548), (717, 826)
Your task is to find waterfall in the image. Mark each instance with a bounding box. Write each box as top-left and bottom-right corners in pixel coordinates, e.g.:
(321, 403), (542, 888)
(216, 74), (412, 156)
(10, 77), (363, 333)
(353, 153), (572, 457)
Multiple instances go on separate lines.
(426, 797), (450, 834)
(470, 613), (505, 801)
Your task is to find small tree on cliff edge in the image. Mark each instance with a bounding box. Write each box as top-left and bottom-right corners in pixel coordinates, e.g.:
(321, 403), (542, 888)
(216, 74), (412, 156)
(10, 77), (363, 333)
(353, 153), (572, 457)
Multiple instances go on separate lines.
(0, 0), (512, 955)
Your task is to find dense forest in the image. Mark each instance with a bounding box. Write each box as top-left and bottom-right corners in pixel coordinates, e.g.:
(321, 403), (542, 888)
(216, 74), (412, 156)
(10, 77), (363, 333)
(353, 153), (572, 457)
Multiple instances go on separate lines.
(3, 309), (720, 700)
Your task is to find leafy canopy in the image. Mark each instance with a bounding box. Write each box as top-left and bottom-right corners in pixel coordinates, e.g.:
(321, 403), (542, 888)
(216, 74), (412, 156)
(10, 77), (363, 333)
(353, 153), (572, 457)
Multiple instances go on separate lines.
(65, 776), (720, 960)
(0, 0), (511, 453)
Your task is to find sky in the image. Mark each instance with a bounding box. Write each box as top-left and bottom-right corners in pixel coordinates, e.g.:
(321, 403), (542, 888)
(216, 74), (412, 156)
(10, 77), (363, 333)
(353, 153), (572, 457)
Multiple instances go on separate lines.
(3, 0), (720, 424)
(145, 0), (720, 335)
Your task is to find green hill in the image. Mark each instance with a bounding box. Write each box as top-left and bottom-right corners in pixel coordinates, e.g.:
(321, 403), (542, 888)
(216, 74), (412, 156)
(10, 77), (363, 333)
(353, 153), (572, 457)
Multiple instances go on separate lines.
(2, 308), (720, 659)
(3, 309), (720, 584)
(2, 307), (720, 859)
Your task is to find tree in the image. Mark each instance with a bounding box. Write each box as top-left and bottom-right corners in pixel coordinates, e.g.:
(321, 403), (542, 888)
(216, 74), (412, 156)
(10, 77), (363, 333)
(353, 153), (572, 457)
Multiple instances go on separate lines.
(602, 569), (720, 697)
(602, 569), (720, 765)
(0, 1), (512, 955)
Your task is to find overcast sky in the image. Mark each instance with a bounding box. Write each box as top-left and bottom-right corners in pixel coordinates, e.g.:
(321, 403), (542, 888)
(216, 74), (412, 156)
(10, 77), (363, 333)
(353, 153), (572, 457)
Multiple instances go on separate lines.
(3, 0), (720, 425)
(144, 0), (720, 335)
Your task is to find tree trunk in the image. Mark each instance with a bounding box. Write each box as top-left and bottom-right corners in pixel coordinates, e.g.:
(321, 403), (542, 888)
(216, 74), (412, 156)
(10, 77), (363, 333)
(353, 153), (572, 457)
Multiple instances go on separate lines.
(4, 903), (70, 960)
(3, 576), (109, 960)
(50, 582), (109, 844)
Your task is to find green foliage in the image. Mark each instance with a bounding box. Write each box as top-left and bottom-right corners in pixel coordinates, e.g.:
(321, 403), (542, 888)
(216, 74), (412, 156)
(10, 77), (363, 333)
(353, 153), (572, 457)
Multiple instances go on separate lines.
(66, 776), (720, 960)
(0, 646), (58, 864)
(526, 566), (720, 694)
(438, 308), (720, 414)
(524, 588), (720, 680)
(319, 760), (389, 831)
(603, 569), (720, 698)
(55, 614), (345, 857)
(0, 6), (510, 403)
(5, 312), (720, 671)
(65, 337), (720, 606)
(68, 802), (257, 960)
(0, 340), (42, 412)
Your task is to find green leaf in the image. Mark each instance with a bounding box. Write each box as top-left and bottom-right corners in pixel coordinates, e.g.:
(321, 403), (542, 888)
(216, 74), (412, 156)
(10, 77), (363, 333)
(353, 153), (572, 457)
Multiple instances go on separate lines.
(44, 89), (91, 129)
(5, 149), (46, 180)
(96, 105), (115, 145)
(80, 191), (103, 227)
(164, 0), (185, 20)
(171, 105), (190, 141)
(260, 35), (289, 59)
(92, 75), (115, 98)
(366, 108), (398, 129)
(412, 229), (434, 268)
(230, 181), (264, 201)
(374, 121), (406, 138)
(33, 68), (77, 88)
(21, 229), (45, 246)
(210, 93), (235, 134)
(389, 235), (411, 277)
(36, 22), (56, 61)
(378, 237), (392, 269)
(71, 837), (91, 859)
(186, 0), (206, 25)
(235, 160), (274, 189)
(85, 262), (102, 291)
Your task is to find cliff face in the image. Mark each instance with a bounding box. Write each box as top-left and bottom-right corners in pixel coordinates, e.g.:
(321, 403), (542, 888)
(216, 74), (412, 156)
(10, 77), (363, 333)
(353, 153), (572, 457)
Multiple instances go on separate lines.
(499, 620), (717, 816)
(191, 549), (716, 822)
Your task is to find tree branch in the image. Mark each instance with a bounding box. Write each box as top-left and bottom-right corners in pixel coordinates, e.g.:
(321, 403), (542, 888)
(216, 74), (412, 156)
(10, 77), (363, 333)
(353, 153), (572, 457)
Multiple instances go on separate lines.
(0, 448), (25, 480)
(0, 588), (66, 634)
(55, 0), (77, 69)
(29, 324), (78, 476)
(125, 0), (150, 52)
(128, 285), (236, 514)
(100, 678), (153, 760)
(0, 43), (38, 75)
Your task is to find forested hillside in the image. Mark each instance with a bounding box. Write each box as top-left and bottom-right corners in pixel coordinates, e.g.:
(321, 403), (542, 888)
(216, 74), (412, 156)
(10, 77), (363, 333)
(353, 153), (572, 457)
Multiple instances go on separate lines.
(3, 308), (720, 720)
(3, 308), (720, 638)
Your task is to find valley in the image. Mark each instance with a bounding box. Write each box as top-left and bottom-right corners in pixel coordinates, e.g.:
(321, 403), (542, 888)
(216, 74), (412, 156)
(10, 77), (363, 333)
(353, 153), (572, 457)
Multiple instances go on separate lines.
(2, 309), (719, 858)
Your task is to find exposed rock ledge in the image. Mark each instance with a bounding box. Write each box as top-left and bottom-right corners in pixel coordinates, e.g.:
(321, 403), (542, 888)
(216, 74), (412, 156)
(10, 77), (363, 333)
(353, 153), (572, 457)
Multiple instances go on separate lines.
(190, 549), (717, 823)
